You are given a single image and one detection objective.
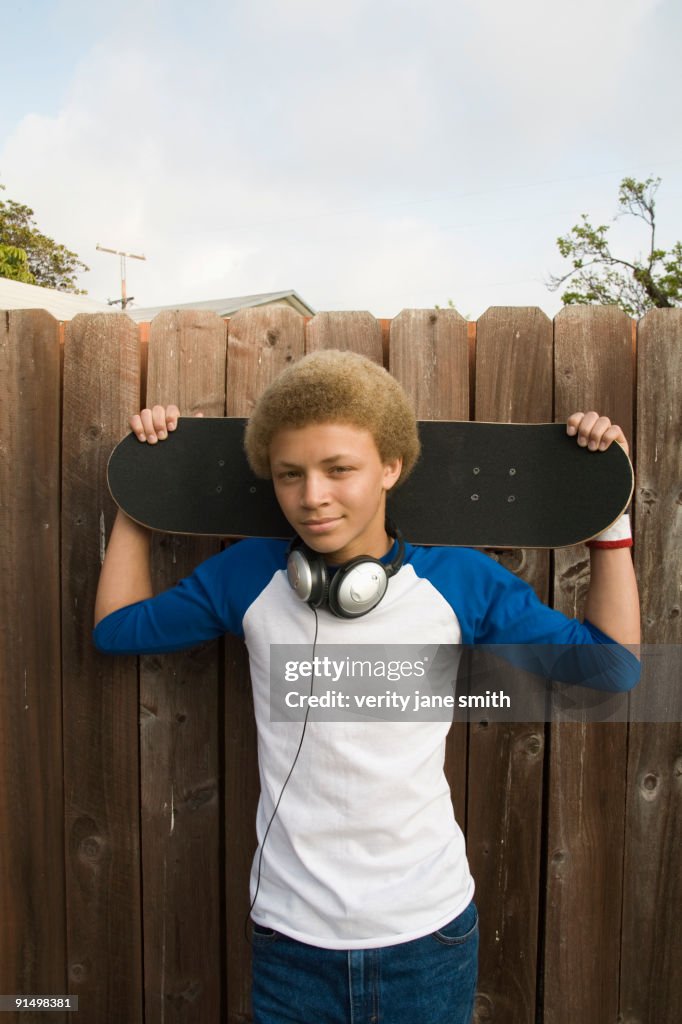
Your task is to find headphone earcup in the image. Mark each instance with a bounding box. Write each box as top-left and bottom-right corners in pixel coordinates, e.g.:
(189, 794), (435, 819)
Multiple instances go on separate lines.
(328, 558), (389, 618)
(287, 544), (329, 608)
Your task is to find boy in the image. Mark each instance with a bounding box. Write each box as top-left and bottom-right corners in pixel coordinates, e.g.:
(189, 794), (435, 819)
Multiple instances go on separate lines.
(94, 350), (640, 1024)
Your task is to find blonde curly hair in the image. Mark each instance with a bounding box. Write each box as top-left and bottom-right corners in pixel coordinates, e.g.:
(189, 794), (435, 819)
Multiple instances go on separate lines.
(244, 350), (420, 488)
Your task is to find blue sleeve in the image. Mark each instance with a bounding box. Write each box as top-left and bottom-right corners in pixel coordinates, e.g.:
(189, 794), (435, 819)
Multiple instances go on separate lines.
(410, 547), (640, 692)
(473, 553), (641, 692)
(92, 538), (287, 655)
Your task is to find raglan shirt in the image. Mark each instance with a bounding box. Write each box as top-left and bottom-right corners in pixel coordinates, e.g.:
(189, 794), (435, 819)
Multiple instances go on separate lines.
(93, 539), (639, 950)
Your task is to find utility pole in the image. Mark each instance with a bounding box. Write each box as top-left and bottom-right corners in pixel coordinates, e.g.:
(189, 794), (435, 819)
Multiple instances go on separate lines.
(96, 244), (146, 309)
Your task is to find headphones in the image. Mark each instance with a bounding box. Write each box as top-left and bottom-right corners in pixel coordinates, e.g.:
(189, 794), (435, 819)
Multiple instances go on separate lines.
(286, 522), (405, 619)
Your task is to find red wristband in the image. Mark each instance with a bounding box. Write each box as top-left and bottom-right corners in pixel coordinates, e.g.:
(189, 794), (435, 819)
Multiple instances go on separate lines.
(586, 513), (632, 549)
(586, 537), (633, 549)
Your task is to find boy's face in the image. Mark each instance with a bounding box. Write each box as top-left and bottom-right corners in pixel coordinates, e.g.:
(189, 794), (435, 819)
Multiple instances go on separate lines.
(269, 421), (402, 564)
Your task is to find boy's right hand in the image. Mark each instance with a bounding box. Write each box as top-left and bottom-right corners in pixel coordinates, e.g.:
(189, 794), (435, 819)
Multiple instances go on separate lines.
(129, 404), (203, 443)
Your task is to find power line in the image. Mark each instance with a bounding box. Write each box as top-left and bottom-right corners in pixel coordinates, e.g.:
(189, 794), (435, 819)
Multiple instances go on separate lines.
(216, 159), (682, 234)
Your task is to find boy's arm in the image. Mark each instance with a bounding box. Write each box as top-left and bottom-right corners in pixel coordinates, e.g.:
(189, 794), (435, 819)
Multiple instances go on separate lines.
(584, 547), (640, 647)
(94, 509), (152, 625)
(94, 403), (182, 627)
(566, 411), (641, 649)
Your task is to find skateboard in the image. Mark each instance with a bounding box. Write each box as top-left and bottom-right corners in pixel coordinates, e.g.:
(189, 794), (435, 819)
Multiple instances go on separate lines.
(107, 418), (633, 549)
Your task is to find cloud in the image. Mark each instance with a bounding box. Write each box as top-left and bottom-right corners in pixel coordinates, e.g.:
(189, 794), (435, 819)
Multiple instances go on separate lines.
(1, 0), (678, 316)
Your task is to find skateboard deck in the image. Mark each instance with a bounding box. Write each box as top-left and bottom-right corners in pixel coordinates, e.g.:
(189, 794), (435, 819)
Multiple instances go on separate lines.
(107, 418), (633, 549)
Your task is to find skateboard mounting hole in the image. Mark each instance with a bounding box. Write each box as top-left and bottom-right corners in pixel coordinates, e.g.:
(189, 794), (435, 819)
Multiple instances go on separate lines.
(509, 468), (516, 475)
(216, 486), (223, 493)
(471, 494), (479, 501)
(250, 486), (257, 494)
(218, 459), (225, 467)
(507, 495), (515, 502)
(472, 467), (480, 475)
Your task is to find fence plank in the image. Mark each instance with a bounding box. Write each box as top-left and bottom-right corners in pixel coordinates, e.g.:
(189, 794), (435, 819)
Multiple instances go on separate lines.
(225, 305), (306, 418)
(0, 310), (65, 1022)
(141, 311), (227, 1022)
(547, 305), (634, 1024)
(389, 308), (469, 421)
(61, 313), (143, 1022)
(469, 306), (553, 1024)
(620, 308), (682, 1024)
(305, 311), (383, 362)
(224, 307), (306, 1022)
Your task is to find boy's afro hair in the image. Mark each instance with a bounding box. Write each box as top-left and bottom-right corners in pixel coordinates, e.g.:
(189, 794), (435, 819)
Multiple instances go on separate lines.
(244, 349), (420, 488)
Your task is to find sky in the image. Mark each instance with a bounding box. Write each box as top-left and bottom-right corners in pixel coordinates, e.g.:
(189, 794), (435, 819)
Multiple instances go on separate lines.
(2, 0), (681, 318)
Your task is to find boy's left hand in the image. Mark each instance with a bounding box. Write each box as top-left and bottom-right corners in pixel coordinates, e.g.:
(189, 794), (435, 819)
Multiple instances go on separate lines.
(566, 411), (629, 457)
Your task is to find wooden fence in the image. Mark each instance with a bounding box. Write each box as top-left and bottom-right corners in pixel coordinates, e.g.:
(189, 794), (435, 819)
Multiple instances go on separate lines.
(1, 304), (680, 1024)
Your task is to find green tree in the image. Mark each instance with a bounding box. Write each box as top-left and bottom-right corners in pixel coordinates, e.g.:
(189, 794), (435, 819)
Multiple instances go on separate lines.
(0, 184), (89, 293)
(434, 298), (470, 318)
(548, 176), (682, 317)
(0, 243), (35, 283)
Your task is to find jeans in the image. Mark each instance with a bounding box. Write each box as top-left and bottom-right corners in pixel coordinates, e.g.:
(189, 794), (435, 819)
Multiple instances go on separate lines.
(251, 899), (479, 1024)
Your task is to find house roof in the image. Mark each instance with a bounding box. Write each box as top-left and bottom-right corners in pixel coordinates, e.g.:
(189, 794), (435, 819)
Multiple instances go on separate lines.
(123, 289), (315, 322)
(0, 277), (113, 320)
(0, 280), (315, 322)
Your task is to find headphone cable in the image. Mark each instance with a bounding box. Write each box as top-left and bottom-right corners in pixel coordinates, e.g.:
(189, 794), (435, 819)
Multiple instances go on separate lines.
(244, 606), (320, 942)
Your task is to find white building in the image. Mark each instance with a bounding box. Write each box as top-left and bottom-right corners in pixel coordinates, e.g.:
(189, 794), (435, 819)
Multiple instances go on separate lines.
(0, 277), (113, 320)
(0, 278), (315, 322)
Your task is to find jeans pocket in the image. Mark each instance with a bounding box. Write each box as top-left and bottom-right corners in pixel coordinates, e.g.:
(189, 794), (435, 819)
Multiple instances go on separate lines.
(251, 922), (279, 943)
(433, 901), (479, 946)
